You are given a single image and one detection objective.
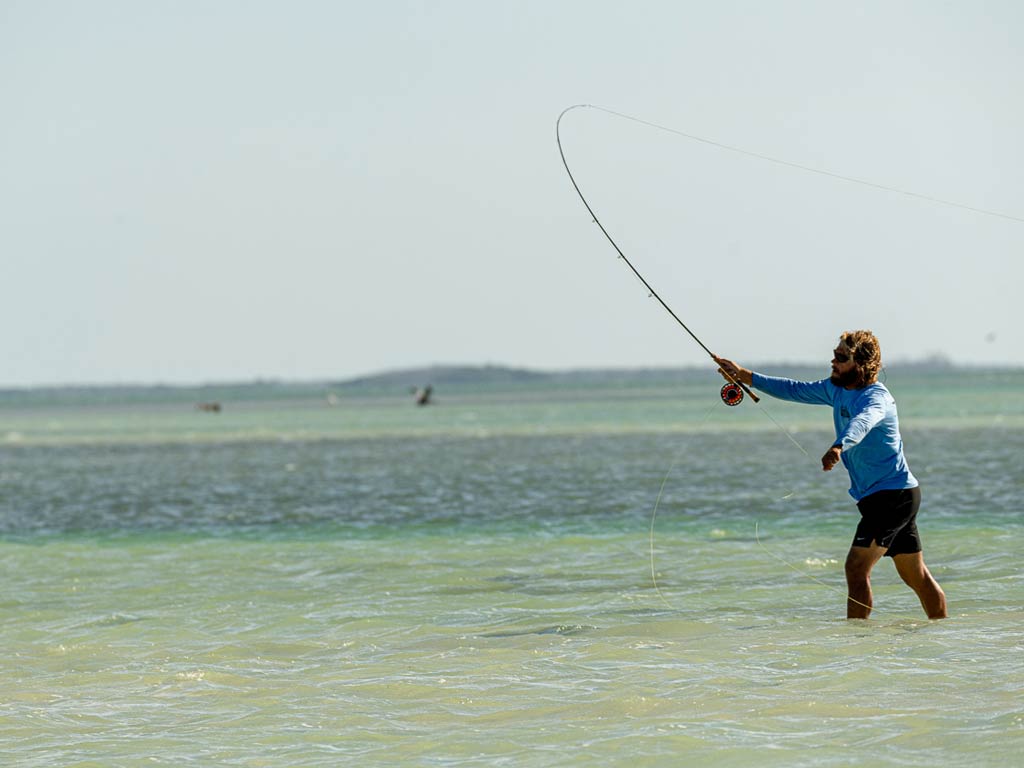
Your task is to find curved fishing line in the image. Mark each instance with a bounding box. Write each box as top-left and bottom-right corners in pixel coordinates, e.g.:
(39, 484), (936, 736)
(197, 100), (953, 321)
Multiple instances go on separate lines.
(648, 403), (718, 610)
(755, 522), (875, 613)
(652, 456), (863, 612)
(573, 104), (1024, 224)
(558, 103), (815, 459)
(755, 404), (812, 459)
(649, 454), (683, 611)
(556, 105), (759, 405)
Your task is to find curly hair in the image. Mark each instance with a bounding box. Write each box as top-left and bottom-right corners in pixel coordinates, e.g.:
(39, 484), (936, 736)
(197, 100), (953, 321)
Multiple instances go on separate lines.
(839, 330), (882, 386)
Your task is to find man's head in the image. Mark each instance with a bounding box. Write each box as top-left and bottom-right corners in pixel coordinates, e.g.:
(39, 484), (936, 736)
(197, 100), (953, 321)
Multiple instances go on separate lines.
(831, 330), (882, 389)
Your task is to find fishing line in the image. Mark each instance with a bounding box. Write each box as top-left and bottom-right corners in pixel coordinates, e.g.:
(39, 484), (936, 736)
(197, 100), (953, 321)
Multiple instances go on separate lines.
(755, 522), (874, 613)
(557, 104), (818, 449)
(563, 104), (1024, 224)
(649, 453), (683, 611)
(648, 402), (717, 610)
(652, 463), (876, 614)
(648, 434), (815, 612)
(556, 105), (760, 406)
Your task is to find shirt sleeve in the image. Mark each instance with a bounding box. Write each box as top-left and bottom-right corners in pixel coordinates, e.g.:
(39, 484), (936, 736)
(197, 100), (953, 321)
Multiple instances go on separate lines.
(751, 373), (833, 406)
(836, 388), (888, 450)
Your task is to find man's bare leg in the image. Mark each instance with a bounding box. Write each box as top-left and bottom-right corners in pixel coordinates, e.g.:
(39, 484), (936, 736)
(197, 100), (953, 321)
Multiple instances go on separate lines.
(893, 552), (947, 619)
(845, 543), (887, 619)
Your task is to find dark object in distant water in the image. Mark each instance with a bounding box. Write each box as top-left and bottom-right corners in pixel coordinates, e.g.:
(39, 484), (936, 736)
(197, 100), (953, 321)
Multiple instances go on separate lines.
(414, 385), (433, 406)
(196, 402), (222, 413)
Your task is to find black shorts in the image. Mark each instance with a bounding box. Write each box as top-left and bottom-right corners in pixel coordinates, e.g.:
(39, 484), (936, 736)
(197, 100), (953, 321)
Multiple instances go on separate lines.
(852, 486), (922, 557)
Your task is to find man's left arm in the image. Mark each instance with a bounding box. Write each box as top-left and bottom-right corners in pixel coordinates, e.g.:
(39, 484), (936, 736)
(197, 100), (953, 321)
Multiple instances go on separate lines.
(822, 390), (888, 472)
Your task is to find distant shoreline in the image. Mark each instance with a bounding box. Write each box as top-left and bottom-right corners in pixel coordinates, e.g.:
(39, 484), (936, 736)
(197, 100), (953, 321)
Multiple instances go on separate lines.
(2, 358), (1019, 400)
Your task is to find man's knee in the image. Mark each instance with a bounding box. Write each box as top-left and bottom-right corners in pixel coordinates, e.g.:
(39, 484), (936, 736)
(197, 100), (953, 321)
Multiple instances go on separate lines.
(844, 552), (862, 579)
(893, 553), (929, 587)
(845, 544), (883, 577)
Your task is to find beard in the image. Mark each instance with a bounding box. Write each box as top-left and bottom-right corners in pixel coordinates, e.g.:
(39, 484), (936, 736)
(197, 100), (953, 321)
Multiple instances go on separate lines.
(830, 368), (861, 388)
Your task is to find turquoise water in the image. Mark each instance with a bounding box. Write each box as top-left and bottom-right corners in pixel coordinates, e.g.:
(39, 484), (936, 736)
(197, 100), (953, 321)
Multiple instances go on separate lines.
(1, 370), (1022, 766)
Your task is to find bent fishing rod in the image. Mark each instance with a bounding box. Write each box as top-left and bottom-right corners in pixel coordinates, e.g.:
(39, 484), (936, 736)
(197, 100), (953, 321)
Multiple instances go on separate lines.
(556, 103), (759, 405)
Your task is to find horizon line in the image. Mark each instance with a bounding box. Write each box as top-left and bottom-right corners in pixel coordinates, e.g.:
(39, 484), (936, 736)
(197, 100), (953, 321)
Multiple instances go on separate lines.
(4, 356), (1022, 392)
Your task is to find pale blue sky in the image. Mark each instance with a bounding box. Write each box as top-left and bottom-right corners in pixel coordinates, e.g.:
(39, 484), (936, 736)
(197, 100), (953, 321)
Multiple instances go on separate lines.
(3, 1), (1022, 386)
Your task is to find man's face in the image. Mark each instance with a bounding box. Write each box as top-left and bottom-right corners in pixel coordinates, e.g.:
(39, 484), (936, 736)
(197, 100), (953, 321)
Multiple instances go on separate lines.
(830, 345), (859, 388)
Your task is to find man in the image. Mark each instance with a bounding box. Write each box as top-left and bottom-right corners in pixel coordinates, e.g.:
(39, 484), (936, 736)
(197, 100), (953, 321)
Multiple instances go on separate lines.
(713, 331), (947, 619)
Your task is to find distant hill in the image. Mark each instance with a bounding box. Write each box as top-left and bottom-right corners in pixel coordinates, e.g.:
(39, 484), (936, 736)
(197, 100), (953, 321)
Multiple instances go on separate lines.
(330, 363), (824, 396)
(2, 358), (1014, 408)
(331, 357), (992, 395)
(332, 363), (727, 392)
(336, 364), (548, 390)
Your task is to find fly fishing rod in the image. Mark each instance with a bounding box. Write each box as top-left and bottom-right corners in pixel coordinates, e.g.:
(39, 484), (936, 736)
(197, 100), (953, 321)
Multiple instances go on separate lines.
(556, 103), (758, 405)
(558, 103), (1024, 404)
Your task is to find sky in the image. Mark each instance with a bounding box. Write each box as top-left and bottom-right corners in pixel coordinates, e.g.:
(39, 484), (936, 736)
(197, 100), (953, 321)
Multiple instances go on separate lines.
(2, 0), (1022, 386)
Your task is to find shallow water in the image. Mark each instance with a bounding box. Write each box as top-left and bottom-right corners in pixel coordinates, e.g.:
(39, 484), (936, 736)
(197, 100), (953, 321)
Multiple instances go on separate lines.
(1, 371), (1022, 766)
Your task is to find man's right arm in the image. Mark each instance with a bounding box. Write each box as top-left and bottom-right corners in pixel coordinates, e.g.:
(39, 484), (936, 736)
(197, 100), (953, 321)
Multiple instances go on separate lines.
(750, 372), (833, 406)
(713, 354), (832, 406)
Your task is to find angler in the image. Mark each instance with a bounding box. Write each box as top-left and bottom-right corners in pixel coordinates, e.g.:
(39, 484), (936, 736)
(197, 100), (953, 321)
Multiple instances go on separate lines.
(714, 332), (948, 620)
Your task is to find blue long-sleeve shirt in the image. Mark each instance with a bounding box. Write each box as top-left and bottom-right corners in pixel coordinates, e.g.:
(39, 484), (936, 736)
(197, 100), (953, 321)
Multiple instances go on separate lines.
(751, 373), (917, 501)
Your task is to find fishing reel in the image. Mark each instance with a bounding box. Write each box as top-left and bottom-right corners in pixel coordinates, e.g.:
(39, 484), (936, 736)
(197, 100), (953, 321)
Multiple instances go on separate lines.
(720, 382), (744, 406)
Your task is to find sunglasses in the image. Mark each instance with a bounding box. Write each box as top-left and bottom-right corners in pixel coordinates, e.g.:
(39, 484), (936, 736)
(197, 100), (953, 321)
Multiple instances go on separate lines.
(833, 350), (851, 364)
